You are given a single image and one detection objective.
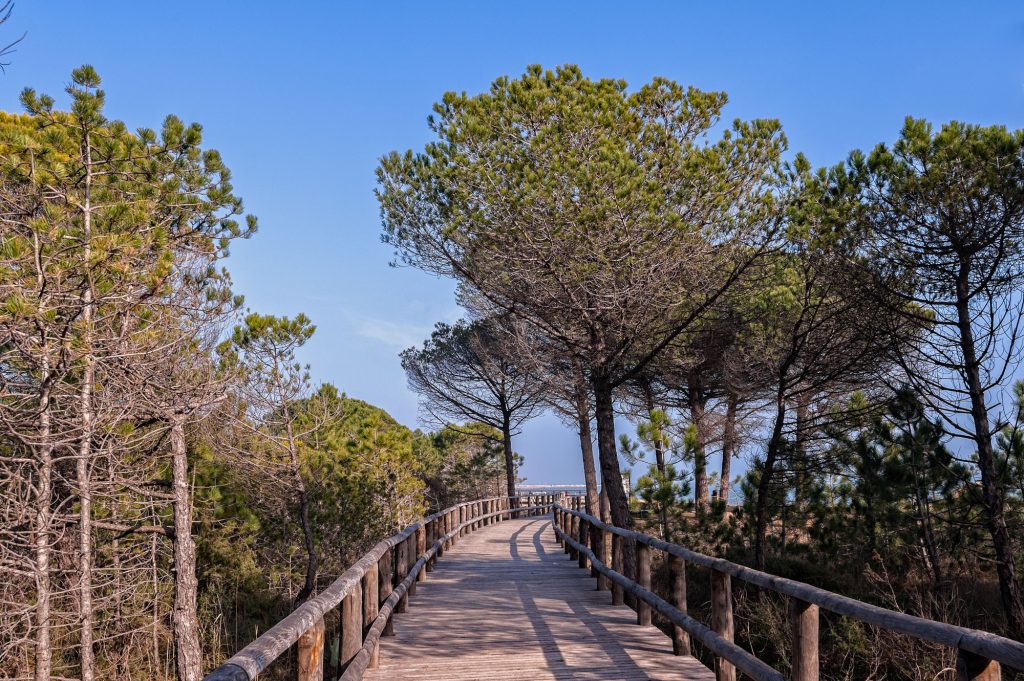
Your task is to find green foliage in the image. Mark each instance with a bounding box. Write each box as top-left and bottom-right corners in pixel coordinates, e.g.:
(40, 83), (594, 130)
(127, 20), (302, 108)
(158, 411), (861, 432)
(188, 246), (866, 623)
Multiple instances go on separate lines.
(417, 422), (511, 509)
(295, 385), (427, 566)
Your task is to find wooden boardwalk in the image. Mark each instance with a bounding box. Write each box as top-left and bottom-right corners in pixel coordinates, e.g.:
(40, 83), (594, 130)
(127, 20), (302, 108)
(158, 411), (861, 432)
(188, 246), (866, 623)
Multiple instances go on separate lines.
(364, 515), (714, 681)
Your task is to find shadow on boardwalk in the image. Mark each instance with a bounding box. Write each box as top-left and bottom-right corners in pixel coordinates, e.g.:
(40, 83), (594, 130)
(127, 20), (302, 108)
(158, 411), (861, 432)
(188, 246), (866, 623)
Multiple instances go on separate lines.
(363, 516), (714, 680)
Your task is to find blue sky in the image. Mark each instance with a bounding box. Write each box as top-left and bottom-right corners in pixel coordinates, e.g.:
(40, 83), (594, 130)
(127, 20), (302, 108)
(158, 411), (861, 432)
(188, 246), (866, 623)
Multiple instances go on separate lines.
(4, 1), (1023, 486)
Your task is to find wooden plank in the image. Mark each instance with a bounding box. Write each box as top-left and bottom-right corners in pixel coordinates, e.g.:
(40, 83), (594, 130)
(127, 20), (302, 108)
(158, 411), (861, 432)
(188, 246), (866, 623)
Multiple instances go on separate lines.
(363, 517), (714, 681)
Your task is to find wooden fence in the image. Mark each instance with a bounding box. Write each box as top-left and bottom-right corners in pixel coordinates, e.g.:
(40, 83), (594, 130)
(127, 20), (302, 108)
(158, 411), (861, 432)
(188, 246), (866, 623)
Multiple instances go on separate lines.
(203, 495), (559, 681)
(554, 499), (1024, 681)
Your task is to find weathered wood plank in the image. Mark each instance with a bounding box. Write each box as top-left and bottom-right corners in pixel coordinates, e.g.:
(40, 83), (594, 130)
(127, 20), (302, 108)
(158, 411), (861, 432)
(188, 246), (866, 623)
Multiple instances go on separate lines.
(364, 517), (714, 681)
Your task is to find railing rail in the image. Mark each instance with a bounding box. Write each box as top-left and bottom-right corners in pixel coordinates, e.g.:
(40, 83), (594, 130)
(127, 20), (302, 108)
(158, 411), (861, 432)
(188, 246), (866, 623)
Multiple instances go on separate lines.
(203, 494), (560, 681)
(554, 500), (1024, 681)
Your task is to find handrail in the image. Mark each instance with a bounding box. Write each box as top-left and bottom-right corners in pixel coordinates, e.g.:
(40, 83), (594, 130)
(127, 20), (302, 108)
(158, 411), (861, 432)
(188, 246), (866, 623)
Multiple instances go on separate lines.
(203, 494), (559, 681)
(555, 502), (1024, 680)
(555, 519), (784, 681)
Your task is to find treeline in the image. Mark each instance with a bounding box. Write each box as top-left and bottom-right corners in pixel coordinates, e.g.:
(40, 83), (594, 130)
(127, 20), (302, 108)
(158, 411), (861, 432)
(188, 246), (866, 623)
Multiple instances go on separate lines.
(0, 68), (513, 681)
(383, 65), (1024, 677)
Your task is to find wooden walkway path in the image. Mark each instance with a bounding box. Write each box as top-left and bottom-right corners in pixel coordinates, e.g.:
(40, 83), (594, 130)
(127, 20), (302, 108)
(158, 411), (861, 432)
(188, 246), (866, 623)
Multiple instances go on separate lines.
(363, 515), (714, 681)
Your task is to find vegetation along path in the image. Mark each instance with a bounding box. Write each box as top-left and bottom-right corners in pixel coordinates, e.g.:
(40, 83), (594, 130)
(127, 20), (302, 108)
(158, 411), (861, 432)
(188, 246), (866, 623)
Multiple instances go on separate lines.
(363, 515), (714, 681)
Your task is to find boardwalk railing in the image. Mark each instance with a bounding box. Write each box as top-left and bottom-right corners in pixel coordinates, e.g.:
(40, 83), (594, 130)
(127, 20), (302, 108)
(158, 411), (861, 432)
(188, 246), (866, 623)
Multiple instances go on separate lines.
(554, 499), (1024, 681)
(203, 495), (558, 681)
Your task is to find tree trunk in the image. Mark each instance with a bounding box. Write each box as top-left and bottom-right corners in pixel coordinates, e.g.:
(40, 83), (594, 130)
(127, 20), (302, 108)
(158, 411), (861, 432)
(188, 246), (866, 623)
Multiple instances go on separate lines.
(574, 381), (600, 520)
(34, 382), (53, 681)
(501, 417), (516, 498)
(719, 390), (738, 507)
(794, 396), (809, 514)
(77, 131), (96, 681)
(170, 417), (203, 681)
(912, 473), (943, 588)
(955, 270), (1024, 638)
(33, 225), (53, 681)
(288, 419), (318, 607)
(592, 373), (636, 582)
(755, 386), (786, 571)
(641, 380), (670, 541)
(687, 370), (709, 514)
(292, 482), (318, 607)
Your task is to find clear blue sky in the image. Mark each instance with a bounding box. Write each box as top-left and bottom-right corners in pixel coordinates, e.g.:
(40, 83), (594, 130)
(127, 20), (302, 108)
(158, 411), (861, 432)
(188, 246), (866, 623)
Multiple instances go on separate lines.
(4, 2), (1023, 485)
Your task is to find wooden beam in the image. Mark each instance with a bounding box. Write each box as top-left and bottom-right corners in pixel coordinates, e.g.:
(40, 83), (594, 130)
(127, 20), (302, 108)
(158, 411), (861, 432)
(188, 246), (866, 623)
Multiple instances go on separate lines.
(577, 518), (590, 570)
(378, 550), (394, 637)
(596, 524), (610, 591)
(671, 554), (690, 656)
(957, 650), (1001, 681)
(790, 598), (818, 681)
(415, 526), (426, 583)
(395, 536), (409, 613)
(296, 616), (324, 681)
(363, 563), (379, 669)
(637, 544), (652, 626)
(612, 534), (624, 606)
(340, 581), (362, 670)
(711, 569), (735, 681)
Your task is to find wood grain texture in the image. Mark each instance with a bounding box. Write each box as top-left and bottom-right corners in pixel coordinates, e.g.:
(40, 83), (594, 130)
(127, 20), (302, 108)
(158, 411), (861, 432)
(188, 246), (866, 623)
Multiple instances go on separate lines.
(364, 516), (714, 681)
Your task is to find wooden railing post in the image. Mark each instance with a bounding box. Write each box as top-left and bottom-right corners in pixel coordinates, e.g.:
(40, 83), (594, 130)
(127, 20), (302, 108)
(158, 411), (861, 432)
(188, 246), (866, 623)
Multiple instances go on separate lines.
(395, 536), (410, 613)
(363, 561), (380, 669)
(956, 650), (1000, 680)
(670, 554), (690, 655)
(789, 597), (819, 681)
(405, 536), (419, 598)
(415, 525), (426, 582)
(379, 549), (394, 636)
(340, 580), (362, 671)
(563, 510), (572, 555)
(637, 544), (652, 626)
(554, 508), (563, 547)
(568, 513), (579, 560)
(595, 524), (609, 590)
(426, 519), (436, 572)
(711, 569), (736, 681)
(296, 615), (325, 681)
(577, 517), (590, 570)
(612, 534), (624, 606)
